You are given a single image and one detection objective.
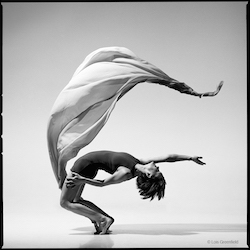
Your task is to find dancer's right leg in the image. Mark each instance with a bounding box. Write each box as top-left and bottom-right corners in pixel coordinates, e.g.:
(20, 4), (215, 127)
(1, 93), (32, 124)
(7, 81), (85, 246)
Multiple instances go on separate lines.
(73, 184), (112, 219)
(60, 177), (108, 230)
(73, 184), (114, 234)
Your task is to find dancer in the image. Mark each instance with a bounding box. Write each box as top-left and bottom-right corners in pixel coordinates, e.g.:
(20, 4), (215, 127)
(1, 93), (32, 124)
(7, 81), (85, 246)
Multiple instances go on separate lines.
(60, 150), (205, 234)
(47, 47), (223, 235)
(47, 47), (223, 190)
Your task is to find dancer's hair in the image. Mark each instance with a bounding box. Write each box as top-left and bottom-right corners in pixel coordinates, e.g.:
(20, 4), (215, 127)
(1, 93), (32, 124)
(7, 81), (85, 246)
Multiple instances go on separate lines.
(136, 172), (166, 201)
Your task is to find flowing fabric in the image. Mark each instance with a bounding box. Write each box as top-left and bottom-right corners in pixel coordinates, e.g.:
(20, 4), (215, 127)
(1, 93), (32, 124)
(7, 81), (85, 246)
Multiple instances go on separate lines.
(47, 47), (200, 188)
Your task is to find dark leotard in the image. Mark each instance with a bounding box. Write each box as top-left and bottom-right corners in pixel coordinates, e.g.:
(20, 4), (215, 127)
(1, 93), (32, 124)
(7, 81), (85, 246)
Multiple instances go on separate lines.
(70, 150), (140, 179)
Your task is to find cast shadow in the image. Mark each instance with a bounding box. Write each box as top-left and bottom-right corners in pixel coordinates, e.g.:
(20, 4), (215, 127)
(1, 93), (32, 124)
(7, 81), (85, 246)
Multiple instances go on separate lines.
(71, 224), (197, 236)
(71, 223), (246, 237)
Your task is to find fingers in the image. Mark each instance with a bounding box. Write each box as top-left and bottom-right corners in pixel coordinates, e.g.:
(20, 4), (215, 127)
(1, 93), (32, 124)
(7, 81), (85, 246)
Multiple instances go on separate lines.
(69, 173), (78, 181)
(66, 183), (75, 188)
(196, 157), (206, 165)
(66, 181), (75, 188)
(191, 156), (206, 165)
(66, 177), (76, 188)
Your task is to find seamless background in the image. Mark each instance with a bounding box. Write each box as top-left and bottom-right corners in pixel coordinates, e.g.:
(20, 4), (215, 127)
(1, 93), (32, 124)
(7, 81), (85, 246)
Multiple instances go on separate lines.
(3, 2), (247, 236)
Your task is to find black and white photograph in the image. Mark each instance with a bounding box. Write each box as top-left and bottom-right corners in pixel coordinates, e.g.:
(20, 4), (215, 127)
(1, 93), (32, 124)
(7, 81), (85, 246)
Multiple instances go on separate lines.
(2, 2), (247, 248)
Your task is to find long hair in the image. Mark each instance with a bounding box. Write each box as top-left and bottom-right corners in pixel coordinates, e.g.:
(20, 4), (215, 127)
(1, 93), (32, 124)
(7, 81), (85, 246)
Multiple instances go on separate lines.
(136, 172), (166, 201)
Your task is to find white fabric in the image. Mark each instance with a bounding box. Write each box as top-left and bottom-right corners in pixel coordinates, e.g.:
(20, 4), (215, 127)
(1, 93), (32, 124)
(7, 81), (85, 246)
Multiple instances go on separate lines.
(47, 47), (194, 188)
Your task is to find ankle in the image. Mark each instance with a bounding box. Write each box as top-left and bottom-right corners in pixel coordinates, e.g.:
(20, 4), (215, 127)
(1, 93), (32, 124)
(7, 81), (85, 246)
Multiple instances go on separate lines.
(95, 214), (106, 223)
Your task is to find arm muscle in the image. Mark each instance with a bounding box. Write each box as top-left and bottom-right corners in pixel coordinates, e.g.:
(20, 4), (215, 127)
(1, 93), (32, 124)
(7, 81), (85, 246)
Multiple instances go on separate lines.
(83, 167), (131, 187)
(140, 154), (191, 164)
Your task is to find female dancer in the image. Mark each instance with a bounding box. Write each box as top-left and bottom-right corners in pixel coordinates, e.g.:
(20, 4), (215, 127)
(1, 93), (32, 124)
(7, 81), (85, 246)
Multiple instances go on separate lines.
(60, 150), (205, 234)
(47, 47), (223, 190)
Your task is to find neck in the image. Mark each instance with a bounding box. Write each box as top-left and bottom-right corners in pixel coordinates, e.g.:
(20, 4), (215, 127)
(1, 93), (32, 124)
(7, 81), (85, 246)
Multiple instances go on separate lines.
(134, 163), (146, 175)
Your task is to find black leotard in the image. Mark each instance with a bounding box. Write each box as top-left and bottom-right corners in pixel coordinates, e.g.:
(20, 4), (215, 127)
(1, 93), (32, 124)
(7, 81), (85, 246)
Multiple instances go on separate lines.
(70, 150), (140, 179)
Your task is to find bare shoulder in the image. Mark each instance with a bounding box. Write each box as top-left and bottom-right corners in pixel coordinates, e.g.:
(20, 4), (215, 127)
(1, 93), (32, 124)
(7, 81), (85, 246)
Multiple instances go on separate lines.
(138, 158), (149, 164)
(117, 166), (135, 180)
(117, 166), (132, 174)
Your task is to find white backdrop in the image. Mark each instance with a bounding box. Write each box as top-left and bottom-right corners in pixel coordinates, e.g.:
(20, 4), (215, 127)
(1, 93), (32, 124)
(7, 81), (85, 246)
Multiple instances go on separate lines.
(3, 2), (247, 237)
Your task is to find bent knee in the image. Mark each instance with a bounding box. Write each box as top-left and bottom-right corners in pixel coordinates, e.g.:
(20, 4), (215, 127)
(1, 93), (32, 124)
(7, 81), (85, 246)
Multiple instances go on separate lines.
(60, 199), (71, 210)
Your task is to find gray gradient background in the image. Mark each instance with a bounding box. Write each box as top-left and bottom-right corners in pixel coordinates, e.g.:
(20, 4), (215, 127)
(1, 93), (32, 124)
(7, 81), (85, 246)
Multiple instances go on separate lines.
(3, 2), (247, 248)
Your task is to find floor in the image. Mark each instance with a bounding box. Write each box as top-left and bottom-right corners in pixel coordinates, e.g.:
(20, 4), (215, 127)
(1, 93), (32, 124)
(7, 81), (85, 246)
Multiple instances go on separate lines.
(3, 212), (247, 248)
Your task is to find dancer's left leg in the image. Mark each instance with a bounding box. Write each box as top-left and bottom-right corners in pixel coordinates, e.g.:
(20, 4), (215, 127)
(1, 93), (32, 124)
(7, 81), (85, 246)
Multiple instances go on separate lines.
(73, 184), (114, 234)
(60, 176), (113, 234)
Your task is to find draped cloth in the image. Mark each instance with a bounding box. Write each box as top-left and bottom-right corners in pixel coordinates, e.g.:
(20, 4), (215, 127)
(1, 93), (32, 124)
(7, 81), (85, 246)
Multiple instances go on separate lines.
(47, 47), (197, 188)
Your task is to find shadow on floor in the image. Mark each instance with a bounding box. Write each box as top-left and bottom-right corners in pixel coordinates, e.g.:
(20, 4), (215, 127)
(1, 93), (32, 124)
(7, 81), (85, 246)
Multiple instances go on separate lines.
(70, 223), (246, 236)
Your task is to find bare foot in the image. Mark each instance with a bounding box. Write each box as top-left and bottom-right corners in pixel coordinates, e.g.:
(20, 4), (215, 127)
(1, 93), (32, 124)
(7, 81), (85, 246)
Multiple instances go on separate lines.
(92, 219), (113, 235)
(99, 217), (114, 235)
(92, 221), (101, 234)
(106, 217), (114, 232)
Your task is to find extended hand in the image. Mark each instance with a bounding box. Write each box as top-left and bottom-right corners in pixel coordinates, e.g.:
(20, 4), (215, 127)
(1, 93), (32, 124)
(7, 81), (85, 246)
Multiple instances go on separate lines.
(191, 156), (206, 165)
(66, 172), (84, 188)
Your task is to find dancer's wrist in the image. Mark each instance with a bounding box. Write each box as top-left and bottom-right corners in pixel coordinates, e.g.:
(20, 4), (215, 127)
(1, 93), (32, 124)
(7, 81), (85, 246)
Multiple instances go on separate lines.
(80, 176), (86, 183)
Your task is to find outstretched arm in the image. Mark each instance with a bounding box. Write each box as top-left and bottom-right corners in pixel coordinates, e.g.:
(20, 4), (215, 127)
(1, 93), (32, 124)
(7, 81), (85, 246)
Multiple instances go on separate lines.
(66, 167), (131, 188)
(140, 154), (206, 165)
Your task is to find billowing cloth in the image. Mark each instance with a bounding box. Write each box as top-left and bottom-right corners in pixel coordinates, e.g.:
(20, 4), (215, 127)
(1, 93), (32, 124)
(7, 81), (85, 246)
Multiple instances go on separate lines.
(47, 47), (196, 188)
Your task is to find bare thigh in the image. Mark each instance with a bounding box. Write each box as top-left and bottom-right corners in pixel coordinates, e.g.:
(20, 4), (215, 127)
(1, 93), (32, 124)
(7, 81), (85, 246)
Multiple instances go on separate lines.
(60, 172), (83, 203)
(74, 183), (85, 202)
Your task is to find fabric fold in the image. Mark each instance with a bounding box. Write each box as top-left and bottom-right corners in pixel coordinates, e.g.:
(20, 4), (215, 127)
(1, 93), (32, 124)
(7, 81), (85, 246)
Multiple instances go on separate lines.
(47, 46), (192, 188)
